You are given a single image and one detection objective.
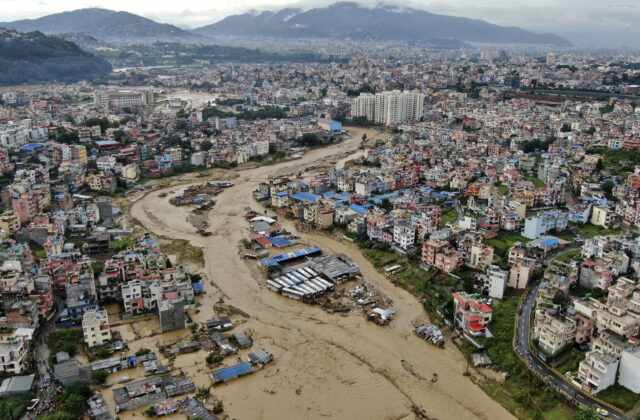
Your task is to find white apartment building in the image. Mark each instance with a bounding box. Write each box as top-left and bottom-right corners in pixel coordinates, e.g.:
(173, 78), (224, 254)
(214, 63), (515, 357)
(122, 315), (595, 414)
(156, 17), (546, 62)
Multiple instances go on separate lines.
(121, 280), (143, 313)
(619, 346), (640, 393)
(578, 350), (618, 394)
(82, 309), (112, 348)
(523, 210), (568, 239)
(393, 223), (415, 250)
(350, 93), (375, 121)
(0, 123), (47, 149)
(350, 90), (424, 126)
(96, 156), (117, 172)
(0, 331), (29, 374)
(486, 265), (508, 299)
(374, 90), (424, 126)
(94, 89), (153, 110)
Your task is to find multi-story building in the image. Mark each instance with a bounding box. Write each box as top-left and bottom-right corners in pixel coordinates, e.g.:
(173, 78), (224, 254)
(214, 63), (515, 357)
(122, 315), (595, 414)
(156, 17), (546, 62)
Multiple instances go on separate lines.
(578, 350), (618, 394)
(94, 89), (153, 110)
(485, 265), (508, 299)
(350, 93), (375, 121)
(121, 280), (144, 313)
(619, 346), (640, 393)
(393, 223), (415, 250)
(452, 292), (493, 337)
(0, 329), (29, 374)
(523, 210), (568, 239)
(535, 312), (576, 355)
(351, 90), (424, 126)
(82, 309), (112, 348)
(590, 206), (617, 228)
(468, 242), (494, 270)
(0, 211), (21, 234)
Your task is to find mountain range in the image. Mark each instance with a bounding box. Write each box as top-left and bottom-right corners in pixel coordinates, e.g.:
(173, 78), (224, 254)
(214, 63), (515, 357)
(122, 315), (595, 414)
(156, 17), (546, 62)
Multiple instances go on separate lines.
(0, 8), (198, 43)
(195, 2), (570, 46)
(0, 3), (570, 46)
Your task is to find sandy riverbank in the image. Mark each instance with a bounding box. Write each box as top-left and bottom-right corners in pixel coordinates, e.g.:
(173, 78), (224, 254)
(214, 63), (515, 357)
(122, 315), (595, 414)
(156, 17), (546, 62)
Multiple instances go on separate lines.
(124, 127), (514, 420)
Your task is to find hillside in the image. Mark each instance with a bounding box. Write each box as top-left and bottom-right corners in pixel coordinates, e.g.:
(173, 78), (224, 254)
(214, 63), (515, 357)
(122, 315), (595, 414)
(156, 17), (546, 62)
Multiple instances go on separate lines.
(0, 28), (112, 85)
(194, 2), (570, 46)
(0, 8), (196, 43)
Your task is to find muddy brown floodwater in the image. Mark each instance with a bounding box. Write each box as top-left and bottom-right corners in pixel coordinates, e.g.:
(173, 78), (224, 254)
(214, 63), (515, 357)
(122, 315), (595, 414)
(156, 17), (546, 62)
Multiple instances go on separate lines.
(126, 128), (515, 420)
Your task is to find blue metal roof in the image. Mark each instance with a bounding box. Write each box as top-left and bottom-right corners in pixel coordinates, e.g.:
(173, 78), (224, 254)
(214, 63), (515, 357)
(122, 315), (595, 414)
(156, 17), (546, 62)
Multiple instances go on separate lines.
(291, 192), (318, 203)
(261, 246), (322, 267)
(274, 191), (288, 197)
(192, 282), (204, 292)
(19, 143), (44, 151)
(349, 204), (370, 215)
(213, 362), (253, 380)
(269, 237), (291, 247)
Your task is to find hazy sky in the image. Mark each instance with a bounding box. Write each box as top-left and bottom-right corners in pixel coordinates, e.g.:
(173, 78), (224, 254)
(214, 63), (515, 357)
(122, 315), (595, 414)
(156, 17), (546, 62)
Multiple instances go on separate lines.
(1, 0), (639, 46)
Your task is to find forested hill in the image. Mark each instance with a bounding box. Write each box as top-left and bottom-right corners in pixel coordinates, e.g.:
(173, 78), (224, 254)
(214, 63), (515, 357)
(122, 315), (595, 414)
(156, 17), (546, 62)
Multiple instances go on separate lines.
(0, 28), (112, 86)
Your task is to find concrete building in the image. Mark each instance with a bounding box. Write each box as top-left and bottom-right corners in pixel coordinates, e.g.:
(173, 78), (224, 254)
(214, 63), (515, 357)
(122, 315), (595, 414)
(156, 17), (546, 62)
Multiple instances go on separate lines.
(591, 206), (617, 228)
(82, 309), (112, 348)
(578, 349), (618, 394)
(0, 330), (29, 374)
(536, 313), (576, 355)
(374, 90), (425, 126)
(350, 93), (375, 121)
(619, 346), (640, 393)
(393, 223), (415, 250)
(452, 292), (493, 337)
(523, 210), (568, 239)
(486, 265), (508, 299)
(94, 89), (153, 110)
(468, 242), (494, 270)
(159, 297), (186, 333)
(121, 281), (143, 314)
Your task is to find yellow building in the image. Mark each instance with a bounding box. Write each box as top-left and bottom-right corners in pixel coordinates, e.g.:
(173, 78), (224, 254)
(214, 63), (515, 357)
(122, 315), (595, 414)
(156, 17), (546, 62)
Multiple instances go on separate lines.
(121, 163), (139, 180)
(591, 206), (616, 228)
(315, 208), (335, 228)
(0, 211), (21, 234)
(71, 145), (87, 164)
(87, 174), (103, 191)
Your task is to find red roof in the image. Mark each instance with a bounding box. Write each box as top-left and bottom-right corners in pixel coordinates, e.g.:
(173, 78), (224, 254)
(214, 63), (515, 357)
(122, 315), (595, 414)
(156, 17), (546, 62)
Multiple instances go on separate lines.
(164, 292), (179, 299)
(480, 304), (492, 313)
(469, 322), (485, 331)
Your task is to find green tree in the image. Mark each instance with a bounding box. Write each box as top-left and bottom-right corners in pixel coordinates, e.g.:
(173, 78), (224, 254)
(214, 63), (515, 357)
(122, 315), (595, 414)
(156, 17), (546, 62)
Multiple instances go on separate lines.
(361, 133), (367, 142)
(300, 133), (319, 146)
(201, 141), (212, 151)
(91, 369), (109, 384)
(602, 180), (615, 199)
(574, 407), (599, 420)
(113, 130), (126, 142)
(561, 123), (572, 132)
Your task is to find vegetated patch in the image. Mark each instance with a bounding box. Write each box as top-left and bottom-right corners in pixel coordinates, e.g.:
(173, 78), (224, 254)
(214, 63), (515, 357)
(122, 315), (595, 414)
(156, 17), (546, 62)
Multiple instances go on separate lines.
(572, 223), (622, 239)
(0, 394), (31, 419)
(596, 384), (640, 412)
(47, 329), (84, 367)
(161, 238), (204, 266)
(213, 304), (250, 318)
(440, 206), (459, 227)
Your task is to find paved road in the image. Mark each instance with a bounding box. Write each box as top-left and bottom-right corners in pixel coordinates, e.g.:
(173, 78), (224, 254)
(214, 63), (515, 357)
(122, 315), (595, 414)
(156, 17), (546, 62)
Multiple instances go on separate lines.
(516, 283), (628, 419)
